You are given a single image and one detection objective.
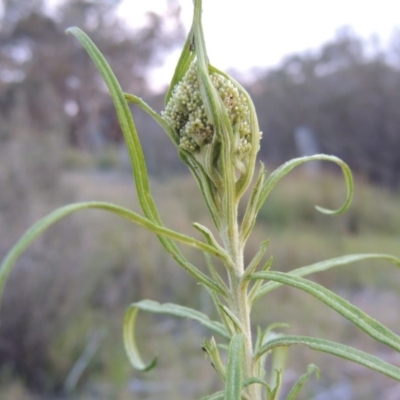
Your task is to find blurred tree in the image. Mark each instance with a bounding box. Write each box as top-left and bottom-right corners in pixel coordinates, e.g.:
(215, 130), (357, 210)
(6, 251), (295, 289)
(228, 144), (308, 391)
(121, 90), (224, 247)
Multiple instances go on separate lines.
(252, 29), (400, 189)
(0, 0), (184, 148)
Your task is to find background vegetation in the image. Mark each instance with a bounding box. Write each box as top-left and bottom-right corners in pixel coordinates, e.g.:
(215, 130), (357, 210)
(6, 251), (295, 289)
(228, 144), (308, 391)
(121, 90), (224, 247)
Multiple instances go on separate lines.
(0, 0), (399, 399)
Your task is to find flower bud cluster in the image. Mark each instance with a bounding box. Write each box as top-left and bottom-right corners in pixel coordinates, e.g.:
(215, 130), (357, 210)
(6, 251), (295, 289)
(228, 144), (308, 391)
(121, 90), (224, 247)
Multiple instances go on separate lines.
(163, 63), (255, 160)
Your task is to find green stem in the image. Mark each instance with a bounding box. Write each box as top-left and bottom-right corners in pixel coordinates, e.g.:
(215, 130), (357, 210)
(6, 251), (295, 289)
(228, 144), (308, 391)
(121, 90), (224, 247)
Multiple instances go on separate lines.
(222, 215), (261, 400)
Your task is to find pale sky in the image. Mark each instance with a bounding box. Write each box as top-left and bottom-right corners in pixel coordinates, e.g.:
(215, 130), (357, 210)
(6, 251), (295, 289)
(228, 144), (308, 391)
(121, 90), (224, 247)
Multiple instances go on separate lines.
(118, 0), (400, 90)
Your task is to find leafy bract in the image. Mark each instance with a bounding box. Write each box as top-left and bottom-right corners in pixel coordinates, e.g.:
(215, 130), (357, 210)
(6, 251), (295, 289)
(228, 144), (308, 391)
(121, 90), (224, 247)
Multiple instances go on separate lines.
(123, 300), (230, 371)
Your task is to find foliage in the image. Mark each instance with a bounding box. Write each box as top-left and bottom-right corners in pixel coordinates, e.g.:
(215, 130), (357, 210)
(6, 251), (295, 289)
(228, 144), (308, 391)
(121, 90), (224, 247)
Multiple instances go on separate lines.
(1, 1), (400, 399)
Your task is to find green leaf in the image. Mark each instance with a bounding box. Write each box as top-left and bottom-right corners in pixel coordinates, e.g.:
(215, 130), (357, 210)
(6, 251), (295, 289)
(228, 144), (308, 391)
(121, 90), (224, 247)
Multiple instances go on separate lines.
(165, 23), (195, 104)
(208, 65), (262, 199)
(248, 256), (273, 304)
(243, 240), (269, 279)
(220, 305), (244, 333)
(250, 271), (400, 353)
(259, 155), (353, 214)
(286, 364), (320, 400)
(192, 0), (237, 234)
(123, 307), (157, 371)
(124, 93), (177, 145)
(202, 336), (226, 380)
(0, 202), (226, 304)
(66, 28), (221, 293)
(123, 300), (230, 371)
(225, 334), (244, 400)
(201, 391), (225, 400)
(257, 335), (400, 381)
(240, 164), (266, 244)
(254, 253), (400, 302)
(241, 155), (353, 242)
(269, 346), (287, 399)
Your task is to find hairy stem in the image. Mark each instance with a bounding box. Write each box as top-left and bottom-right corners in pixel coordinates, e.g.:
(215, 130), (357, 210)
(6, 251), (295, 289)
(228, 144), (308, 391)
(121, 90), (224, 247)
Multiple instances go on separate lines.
(222, 213), (261, 400)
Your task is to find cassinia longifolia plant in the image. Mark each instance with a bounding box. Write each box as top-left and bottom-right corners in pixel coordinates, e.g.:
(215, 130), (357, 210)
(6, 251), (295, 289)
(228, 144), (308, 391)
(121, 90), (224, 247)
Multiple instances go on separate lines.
(1, 1), (400, 399)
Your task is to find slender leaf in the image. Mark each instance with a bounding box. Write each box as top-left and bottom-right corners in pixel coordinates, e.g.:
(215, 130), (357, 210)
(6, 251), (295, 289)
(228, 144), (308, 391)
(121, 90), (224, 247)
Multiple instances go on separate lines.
(0, 202), (226, 303)
(243, 240), (269, 279)
(123, 300), (230, 371)
(201, 391), (225, 400)
(123, 307), (157, 371)
(240, 164), (266, 244)
(286, 364), (320, 400)
(203, 336), (226, 380)
(208, 65), (262, 199)
(241, 155), (353, 242)
(254, 253), (400, 302)
(66, 28), (221, 293)
(269, 346), (287, 399)
(257, 335), (400, 381)
(225, 334), (244, 400)
(192, 0), (237, 235)
(165, 25), (195, 104)
(220, 305), (244, 333)
(250, 272), (400, 352)
(124, 93), (177, 145)
(258, 155), (353, 214)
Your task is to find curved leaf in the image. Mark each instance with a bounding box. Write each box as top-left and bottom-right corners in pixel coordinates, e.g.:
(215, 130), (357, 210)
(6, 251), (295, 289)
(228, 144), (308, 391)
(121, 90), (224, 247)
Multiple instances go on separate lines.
(165, 21), (195, 104)
(66, 28), (220, 294)
(123, 307), (157, 372)
(259, 155), (353, 214)
(250, 272), (400, 353)
(225, 333), (244, 400)
(124, 93), (177, 145)
(201, 391), (225, 400)
(241, 155), (353, 243)
(0, 202), (227, 303)
(254, 253), (400, 302)
(286, 364), (320, 400)
(123, 300), (230, 371)
(257, 335), (400, 381)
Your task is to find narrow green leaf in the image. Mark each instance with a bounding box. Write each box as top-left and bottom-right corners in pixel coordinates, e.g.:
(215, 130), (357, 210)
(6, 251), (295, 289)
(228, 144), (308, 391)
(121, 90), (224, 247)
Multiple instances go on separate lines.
(225, 334), (244, 400)
(0, 202), (225, 304)
(200, 391), (225, 400)
(123, 307), (157, 371)
(270, 368), (283, 400)
(240, 164), (266, 244)
(193, 222), (231, 266)
(203, 336), (226, 380)
(66, 28), (220, 293)
(248, 257), (273, 304)
(220, 305), (244, 333)
(254, 253), (400, 301)
(203, 254), (229, 297)
(192, 0), (237, 234)
(258, 155), (353, 214)
(257, 335), (400, 381)
(242, 155), (353, 241)
(208, 65), (262, 199)
(251, 272), (400, 353)
(286, 364), (320, 400)
(270, 345), (287, 393)
(124, 93), (177, 145)
(243, 240), (269, 279)
(165, 25), (195, 104)
(180, 151), (222, 229)
(243, 377), (271, 393)
(123, 300), (231, 371)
